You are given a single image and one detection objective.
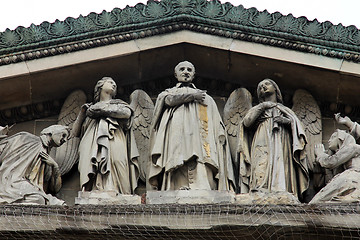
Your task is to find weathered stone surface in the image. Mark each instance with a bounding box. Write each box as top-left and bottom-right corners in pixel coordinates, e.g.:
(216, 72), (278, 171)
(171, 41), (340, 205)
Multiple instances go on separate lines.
(235, 191), (301, 205)
(229, 79), (309, 200)
(311, 124), (360, 204)
(75, 190), (141, 205)
(148, 61), (235, 192)
(73, 77), (140, 195)
(0, 125), (69, 205)
(0, 204), (359, 239)
(146, 190), (236, 204)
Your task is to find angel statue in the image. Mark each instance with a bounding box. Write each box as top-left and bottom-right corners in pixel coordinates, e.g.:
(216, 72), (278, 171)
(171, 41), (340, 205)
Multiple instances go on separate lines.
(310, 129), (360, 203)
(0, 125), (69, 205)
(224, 79), (322, 202)
(148, 61), (235, 191)
(66, 77), (154, 195)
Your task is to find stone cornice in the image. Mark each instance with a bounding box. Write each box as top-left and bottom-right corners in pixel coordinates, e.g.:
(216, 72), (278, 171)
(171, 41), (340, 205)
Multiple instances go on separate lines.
(0, 99), (63, 125)
(0, 0), (359, 66)
(0, 204), (359, 238)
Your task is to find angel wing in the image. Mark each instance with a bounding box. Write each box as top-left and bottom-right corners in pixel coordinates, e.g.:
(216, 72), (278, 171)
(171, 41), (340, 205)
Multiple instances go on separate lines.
(292, 89), (322, 171)
(54, 90), (87, 175)
(223, 88), (252, 160)
(129, 90), (154, 182)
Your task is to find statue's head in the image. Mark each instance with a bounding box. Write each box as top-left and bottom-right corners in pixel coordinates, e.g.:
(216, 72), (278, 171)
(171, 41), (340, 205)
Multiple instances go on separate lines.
(94, 77), (117, 102)
(257, 78), (283, 103)
(0, 125), (9, 137)
(328, 129), (355, 152)
(174, 61), (195, 83)
(40, 125), (70, 148)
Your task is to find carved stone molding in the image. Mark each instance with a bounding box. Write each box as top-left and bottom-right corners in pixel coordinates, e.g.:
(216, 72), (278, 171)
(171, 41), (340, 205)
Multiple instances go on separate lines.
(0, 204), (359, 239)
(0, 99), (64, 125)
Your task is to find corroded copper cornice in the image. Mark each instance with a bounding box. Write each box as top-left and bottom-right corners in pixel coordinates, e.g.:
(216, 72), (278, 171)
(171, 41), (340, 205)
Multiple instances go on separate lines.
(0, 0), (359, 66)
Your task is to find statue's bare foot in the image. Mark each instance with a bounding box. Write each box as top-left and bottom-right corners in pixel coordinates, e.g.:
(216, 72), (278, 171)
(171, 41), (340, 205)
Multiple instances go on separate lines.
(179, 186), (190, 190)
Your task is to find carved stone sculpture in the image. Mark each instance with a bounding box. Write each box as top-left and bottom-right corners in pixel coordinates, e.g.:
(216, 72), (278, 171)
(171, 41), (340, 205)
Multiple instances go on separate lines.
(148, 61), (235, 191)
(0, 125), (11, 139)
(71, 77), (153, 195)
(310, 129), (360, 203)
(335, 113), (360, 141)
(333, 113), (360, 180)
(0, 125), (69, 205)
(53, 90), (87, 175)
(224, 79), (316, 201)
(292, 90), (324, 202)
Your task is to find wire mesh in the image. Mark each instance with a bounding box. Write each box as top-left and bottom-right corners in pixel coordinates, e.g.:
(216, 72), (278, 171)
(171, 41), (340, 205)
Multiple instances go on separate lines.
(1, 203), (360, 239)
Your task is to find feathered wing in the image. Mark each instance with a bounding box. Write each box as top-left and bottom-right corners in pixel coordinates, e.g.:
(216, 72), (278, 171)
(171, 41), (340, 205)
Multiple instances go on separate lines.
(223, 88), (252, 161)
(292, 89), (322, 171)
(55, 90), (87, 175)
(129, 90), (154, 182)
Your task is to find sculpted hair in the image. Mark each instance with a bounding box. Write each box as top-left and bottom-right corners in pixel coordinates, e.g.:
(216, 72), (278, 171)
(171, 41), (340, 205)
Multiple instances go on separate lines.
(94, 77), (117, 102)
(257, 78), (283, 103)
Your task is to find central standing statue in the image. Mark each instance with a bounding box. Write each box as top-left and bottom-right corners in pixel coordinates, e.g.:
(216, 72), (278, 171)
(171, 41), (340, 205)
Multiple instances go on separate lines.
(148, 61), (235, 191)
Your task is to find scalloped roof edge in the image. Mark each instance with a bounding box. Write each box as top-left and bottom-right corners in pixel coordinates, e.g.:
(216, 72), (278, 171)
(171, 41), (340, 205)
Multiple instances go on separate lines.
(0, 0), (358, 65)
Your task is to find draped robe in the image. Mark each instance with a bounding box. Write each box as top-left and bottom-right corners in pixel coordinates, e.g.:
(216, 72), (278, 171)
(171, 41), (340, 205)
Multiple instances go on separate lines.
(78, 100), (139, 194)
(310, 130), (360, 203)
(239, 103), (309, 199)
(0, 132), (64, 205)
(149, 84), (235, 191)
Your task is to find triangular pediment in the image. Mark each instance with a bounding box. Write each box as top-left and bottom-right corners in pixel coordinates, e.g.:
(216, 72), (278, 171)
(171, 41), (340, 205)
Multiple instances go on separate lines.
(0, 0), (359, 125)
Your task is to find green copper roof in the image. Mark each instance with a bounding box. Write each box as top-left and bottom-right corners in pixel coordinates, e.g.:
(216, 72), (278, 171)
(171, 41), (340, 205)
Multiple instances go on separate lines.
(0, 0), (359, 65)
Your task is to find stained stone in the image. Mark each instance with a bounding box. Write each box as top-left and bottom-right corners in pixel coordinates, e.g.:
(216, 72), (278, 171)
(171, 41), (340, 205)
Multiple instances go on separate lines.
(146, 190), (236, 204)
(75, 191), (141, 205)
(235, 191), (301, 205)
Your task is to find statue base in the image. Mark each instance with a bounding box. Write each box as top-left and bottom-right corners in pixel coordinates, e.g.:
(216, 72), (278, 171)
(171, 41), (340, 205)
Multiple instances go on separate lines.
(75, 190), (142, 205)
(235, 191), (301, 205)
(146, 190), (236, 204)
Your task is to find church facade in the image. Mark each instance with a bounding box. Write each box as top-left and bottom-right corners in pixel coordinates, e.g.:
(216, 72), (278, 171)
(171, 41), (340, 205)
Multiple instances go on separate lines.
(0, 0), (359, 238)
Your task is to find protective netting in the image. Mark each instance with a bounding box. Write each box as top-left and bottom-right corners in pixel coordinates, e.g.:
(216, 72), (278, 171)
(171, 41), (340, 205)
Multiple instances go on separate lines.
(1, 204), (360, 239)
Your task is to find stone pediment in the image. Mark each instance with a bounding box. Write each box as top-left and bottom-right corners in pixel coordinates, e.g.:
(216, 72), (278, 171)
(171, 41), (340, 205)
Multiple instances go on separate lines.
(1, 2), (360, 239)
(0, 0), (359, 121)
